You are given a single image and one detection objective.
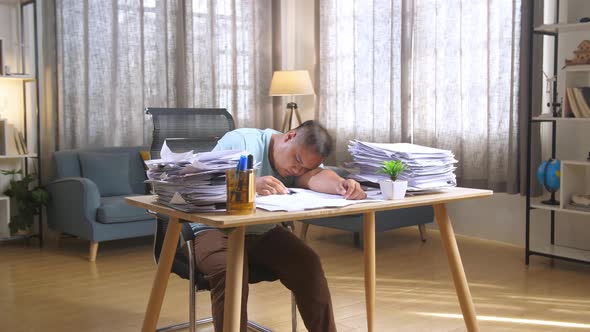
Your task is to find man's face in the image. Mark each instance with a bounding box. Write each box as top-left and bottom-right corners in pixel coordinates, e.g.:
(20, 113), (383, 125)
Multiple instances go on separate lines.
(273, 132), (323, 177)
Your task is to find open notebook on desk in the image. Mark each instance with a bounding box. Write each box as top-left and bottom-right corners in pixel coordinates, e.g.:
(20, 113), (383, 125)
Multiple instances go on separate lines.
(255, 188), (382, 212)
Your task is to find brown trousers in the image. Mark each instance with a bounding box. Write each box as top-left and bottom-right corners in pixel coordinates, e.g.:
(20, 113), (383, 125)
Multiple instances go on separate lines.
(193, 226), (337, 332)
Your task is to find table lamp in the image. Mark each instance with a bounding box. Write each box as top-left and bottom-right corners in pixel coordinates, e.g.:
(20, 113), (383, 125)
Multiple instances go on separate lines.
(269, 70), (315, 132)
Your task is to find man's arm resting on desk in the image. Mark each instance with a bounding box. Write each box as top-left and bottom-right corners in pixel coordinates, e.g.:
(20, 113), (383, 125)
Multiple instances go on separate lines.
(295, 168), (367, 200)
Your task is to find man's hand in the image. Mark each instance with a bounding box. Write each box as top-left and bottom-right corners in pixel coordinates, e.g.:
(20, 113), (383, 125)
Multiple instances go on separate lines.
(336, 179), (367, 200)
(256, 176), (289, 196)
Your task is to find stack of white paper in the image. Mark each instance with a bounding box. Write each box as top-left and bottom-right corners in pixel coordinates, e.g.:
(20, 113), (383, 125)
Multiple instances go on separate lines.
(346, 140), (457, 192)
(145, 142), (247, 212)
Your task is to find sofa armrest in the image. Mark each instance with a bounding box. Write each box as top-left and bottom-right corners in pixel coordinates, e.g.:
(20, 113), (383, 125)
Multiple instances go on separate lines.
(46, 177), (101, 237)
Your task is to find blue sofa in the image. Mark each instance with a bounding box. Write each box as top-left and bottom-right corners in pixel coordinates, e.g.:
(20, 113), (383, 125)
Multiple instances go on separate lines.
(299, 207), (433, 247)
(46, 146), (155, 261)
(299, 167), (434, 246)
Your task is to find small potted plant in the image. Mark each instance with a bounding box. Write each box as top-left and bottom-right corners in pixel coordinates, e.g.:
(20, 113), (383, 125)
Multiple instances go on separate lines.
(1, 169), (49, 235)
(377, 160), (408, 200)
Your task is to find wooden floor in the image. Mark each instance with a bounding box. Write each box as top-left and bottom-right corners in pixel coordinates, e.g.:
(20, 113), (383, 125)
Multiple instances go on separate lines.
(2, 225), (590, 332)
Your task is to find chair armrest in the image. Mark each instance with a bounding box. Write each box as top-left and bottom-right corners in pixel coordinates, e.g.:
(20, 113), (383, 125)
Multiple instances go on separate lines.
(46, 177), (102, 233)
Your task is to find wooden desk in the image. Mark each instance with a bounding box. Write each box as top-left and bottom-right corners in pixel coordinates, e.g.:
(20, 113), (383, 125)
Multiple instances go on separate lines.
(126, 187), (492, 332)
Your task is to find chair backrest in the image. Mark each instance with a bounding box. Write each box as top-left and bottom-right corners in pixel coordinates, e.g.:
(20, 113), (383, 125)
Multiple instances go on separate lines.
(53, 146), (148, 195)
(147, 107), (277, 285)
(146, 108), (235, 159)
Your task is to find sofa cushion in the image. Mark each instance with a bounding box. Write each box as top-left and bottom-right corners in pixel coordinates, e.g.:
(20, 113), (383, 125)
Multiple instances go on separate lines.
(96, 195), (151, 224)
(79, 152), (133, 196)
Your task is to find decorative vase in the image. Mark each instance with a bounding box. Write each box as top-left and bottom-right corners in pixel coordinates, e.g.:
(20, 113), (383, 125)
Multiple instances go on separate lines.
(379, 180), (408, 200)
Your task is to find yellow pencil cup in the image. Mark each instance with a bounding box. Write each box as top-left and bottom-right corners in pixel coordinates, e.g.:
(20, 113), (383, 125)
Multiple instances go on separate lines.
(226, 169), (256, 215)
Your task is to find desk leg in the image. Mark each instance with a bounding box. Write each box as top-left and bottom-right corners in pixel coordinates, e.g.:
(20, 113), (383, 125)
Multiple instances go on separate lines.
(433, 204), (479, 332)
(142, 216), (182, 332)
(363, 212), (376, 332)
(223, 226), (246, 332)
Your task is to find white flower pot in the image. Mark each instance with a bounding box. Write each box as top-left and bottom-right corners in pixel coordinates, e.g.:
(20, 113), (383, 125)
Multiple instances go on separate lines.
(379, 180), (408, 200)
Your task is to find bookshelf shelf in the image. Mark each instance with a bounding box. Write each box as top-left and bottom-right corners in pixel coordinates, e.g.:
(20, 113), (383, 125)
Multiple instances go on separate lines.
(532, 115), (590, 122)
(563, 65), (590, 72)
(0, 154), (38, 159)
(0, 76), (35, 82)
(530, 242), (590, 263)
(534, 22), (590, 34)
(562, 160), (590, 166)
(531, 199), (590, 217)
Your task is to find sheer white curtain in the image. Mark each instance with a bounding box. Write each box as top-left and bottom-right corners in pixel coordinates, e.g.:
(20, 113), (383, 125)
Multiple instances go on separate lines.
(319, 0), (524, 192)
(56, 0), (274, 149)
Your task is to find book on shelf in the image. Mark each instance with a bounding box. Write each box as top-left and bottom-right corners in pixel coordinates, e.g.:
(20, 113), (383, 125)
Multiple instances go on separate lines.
(580, 87), (590, 115)
(17, 132), (28, 154)
(573, 88), (590, 117)
(0, 119), (5, 154)
(566, 203), (590, 213)
(0, 121), (27, 155)
(565, 87), (590, 118)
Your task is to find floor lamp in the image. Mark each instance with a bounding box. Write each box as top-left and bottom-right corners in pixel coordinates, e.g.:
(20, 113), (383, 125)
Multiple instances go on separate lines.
(269, 70), (315, 132)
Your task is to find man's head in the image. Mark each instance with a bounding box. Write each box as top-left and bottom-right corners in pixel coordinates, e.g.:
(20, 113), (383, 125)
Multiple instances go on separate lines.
(270, 120), (333, 177)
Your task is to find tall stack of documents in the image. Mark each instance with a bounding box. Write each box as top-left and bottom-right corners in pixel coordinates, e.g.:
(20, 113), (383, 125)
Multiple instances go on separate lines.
(347, 140), (457, 192)
(145, 143), (245, 212)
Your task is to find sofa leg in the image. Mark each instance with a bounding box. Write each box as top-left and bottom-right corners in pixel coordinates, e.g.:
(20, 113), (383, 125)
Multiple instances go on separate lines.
(300, 223), (310, 243)
(418, 224), (427, 242)
(89, 241), (99, 262)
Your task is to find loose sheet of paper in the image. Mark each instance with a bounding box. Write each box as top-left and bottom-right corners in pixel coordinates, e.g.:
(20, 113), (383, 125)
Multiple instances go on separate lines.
(255, 188), (381, 212)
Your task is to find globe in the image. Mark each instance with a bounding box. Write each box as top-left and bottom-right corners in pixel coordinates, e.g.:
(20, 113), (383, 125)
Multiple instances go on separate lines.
(536, 159), (560, 205)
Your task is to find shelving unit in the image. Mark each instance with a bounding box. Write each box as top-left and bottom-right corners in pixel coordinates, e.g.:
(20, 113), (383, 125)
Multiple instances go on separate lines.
(0, 1), (42, 247)
(526, 0), (590, 265)
(0, 76), (41, 245)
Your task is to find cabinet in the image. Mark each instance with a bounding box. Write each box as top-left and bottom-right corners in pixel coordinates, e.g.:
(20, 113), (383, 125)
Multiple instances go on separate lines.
(526, 0), (590, 264)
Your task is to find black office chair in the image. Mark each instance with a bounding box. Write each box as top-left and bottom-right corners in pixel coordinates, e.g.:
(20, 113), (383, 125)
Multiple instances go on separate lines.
(153, 218), (298, 332)
(146, 107), (235, 158)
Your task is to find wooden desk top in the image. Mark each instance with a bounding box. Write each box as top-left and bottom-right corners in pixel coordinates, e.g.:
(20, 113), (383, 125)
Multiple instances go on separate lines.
(126, 187), (492, 228)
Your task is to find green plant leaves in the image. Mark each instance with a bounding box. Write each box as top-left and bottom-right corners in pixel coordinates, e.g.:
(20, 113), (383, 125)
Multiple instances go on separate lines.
(2, 169), (49, 235)
(376, 160), (407, 181)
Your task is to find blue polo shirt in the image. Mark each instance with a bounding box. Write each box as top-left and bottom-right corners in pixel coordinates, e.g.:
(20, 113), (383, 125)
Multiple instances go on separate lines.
(189, 128), (294, 235)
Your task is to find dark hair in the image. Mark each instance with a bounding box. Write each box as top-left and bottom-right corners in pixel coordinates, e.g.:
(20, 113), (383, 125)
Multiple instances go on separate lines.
(292, 120), (333, 158)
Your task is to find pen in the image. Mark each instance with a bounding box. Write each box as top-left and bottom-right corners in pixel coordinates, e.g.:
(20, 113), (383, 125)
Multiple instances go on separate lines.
(236, 155), (247, 201)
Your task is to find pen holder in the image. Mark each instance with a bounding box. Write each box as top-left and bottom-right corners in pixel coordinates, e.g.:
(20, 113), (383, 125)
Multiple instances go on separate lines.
(226, 169), (256, 215)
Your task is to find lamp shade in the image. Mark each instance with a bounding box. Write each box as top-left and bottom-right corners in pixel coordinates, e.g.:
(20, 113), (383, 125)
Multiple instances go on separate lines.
(269, 70), (315, 96)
